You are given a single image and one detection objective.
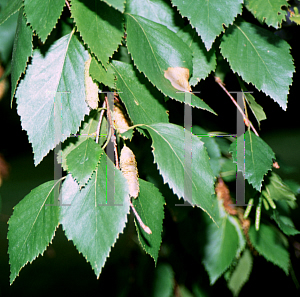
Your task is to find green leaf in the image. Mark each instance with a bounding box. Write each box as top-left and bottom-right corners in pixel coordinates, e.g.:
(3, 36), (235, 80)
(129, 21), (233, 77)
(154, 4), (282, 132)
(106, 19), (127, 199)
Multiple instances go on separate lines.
(178, 286), (194, 297)
(177, 25), (217, 87)
(8, 180), (61, 284)
(220, 158), (237, 182)
(126, 13), (191, 74)
(152, 263), (174, 297)
(171, 0), (243, 50)
(0, 0), (22, 25)
(0, 61), (11, 82)
(132, 179), (165, 264)
(248, 224), (289, 274)
(203, 200), (239, 284)
(229, 131), (275, 191)
(227, 249), (253, 297)
(125, 0), (183, 32)
(141, 123), (217, 222)
(11, 7), (33, 105)
(16, 31), (90, 166)
(237, 77), (266, 128)
(245, 0), (289, 29)
(24, 0), (65, 43)
(90, 55), (115, 89)
(192, 126), (221, 177)
(126, 14), (216, 113)
(284, 179), (300, 196)
(60, 111), (107, 171)
(66, 138), (104, 187)
(111, 60), (169, 125)
(272, 210), (300, 236)
(193, 285), (209, 297)
(228, 215), (246, 257)
(101, 0), (125, 13)
(220, 18), (294, 110)
(263, 172), (297, 203)
(244, 93), (266, 127)
(71, 0), (123, 66)
(60, 157), (130, 278)
(0, 6), (18, 64)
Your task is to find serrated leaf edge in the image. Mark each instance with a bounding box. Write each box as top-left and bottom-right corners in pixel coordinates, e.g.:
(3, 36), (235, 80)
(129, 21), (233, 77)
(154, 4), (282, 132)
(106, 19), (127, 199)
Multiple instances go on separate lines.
(228, 132), (275, 191)
(124, 25), (214, 113)
(219, 21), (295, 111)
(100, 0), (125, 13)
(60, 201), (130, 278)
(203, 214), (239, 284)
(170, 0), (243, 50)
(23, 0), (65, 43)
(244, 1), (289, 29)
(143, 124), (216, 222)
(8, 179), (62, 284)
(8, 225), (59, 285)
(70, 1), (124, 70)
(67, 141), (104, 188)
(133, 180), (165, 265)
(16, 30), (89, 166)
(11, 7), (34, 106)
(249, 225), (289, 274)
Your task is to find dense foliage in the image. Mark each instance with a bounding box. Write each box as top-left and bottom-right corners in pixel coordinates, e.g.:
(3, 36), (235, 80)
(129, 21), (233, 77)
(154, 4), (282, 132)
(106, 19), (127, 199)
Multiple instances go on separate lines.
(1, 0), (300, 296)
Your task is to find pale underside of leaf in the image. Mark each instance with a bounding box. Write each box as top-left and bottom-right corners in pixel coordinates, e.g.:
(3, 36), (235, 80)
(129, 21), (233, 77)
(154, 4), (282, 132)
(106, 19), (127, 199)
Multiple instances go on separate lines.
(16, 31), (90, 165)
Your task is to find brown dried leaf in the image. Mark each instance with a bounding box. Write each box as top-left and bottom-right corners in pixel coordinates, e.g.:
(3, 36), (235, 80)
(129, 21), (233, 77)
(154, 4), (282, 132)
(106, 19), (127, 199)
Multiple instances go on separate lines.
(164, 67), (191, 92)
(120, 146), (139, 198)
(215, 177), (237, 215)
(113, 104), (130, 137)
(0, 65), (7, 101)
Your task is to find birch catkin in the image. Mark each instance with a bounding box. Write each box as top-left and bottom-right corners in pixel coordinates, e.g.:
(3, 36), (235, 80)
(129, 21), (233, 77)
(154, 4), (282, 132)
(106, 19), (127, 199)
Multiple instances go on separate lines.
(113, 104), (130, 136)
(120, 146), (139, 198)
(84, 56), (99, 109)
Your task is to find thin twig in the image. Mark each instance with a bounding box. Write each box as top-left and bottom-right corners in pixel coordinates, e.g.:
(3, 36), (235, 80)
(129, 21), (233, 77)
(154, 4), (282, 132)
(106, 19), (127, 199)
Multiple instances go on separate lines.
(214, 76), (259, 137)
(101, 125), (111, 150)
(104, 95), (120, 169)
(65, 0), (71, 11)
(129, 200), (152, 234)
(96, 102), (107, 144)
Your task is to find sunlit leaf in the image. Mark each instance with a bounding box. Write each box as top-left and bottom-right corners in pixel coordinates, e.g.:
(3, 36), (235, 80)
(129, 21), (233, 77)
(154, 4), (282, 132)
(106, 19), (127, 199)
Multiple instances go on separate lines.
(8, 180), (61, 284)
(141, 123), (217, 221)
(24, 0), (65, 42)
(71, 0), (123, 66)
(171, 0), (243, 50)
(229, 130), (275, 191)
(16, 31), (90, 165)
(61, 159), (130, 278)
(220, 18), (294, 110)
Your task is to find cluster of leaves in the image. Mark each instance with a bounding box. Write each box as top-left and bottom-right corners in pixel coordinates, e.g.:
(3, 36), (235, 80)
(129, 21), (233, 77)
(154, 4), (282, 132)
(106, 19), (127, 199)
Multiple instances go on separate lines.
(1, 0), (300, 295)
